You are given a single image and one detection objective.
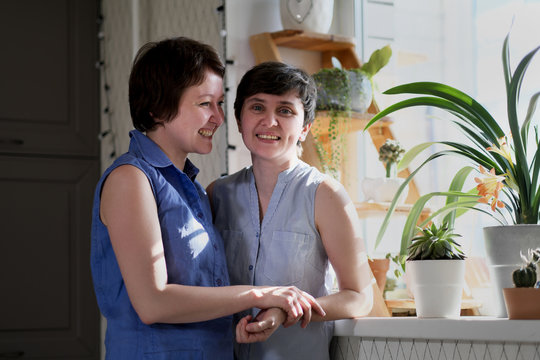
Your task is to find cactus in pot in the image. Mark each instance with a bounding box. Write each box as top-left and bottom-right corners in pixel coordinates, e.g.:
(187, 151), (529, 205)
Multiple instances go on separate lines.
(512, 248), (540, 288)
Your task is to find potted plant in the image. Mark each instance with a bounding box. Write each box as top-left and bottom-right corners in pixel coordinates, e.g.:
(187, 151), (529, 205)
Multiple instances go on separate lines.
(503, 248), (540, 319)
(311, 45), (392, 178)
(406, 222), (466, 318)
(363, 31), (540, 317)
(362, 139), (408, 203)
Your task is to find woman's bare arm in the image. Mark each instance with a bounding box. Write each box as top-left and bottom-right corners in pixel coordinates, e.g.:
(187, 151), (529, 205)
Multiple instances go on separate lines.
(100, 165), (324, 325)
(310, 177), (374, 321)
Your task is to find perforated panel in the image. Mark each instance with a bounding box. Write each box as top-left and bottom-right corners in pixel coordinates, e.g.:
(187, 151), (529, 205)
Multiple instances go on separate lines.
(331, 337), (540, 360)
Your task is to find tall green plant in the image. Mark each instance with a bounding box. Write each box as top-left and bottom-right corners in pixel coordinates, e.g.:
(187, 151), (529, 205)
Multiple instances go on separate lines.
(364, 32), (540, 255)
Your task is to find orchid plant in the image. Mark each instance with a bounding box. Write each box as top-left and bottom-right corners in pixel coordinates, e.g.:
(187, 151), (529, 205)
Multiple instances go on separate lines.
(364, 32), (540, 260)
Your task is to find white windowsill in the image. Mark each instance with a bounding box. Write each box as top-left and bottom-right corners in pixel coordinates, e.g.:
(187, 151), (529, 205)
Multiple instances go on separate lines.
(334, 317), (540, 343)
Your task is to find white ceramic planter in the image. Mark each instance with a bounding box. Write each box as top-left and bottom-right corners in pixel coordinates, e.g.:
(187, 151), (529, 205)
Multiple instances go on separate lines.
(348, 70), (372, 113)
(361, 177), (408, 204)
(280, 0), (334, 33)
(483, 224), (540, 317)
(406, 260), (465, 318)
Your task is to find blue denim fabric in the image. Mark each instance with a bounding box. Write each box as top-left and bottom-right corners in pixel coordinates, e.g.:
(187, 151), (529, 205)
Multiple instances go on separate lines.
(91, 130), (232, 360)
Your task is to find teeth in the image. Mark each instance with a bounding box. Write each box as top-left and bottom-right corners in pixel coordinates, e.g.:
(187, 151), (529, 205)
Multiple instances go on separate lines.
(198, 129), (213, 137)
(257, 134), (279, 140)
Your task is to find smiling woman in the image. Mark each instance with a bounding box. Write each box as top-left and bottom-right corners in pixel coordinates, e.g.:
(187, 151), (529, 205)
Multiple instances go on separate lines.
(209, 61), (373, 360)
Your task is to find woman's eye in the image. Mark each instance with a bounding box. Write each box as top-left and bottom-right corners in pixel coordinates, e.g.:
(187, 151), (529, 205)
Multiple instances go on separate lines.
(200, 102), (210, 107)
(278, 108), (293, 115)
(218, 101), (225, 107)
(252, 104), (263, 112)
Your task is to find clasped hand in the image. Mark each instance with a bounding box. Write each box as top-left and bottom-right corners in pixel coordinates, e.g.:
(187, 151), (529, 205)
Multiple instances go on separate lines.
(238, 286), (325, 343)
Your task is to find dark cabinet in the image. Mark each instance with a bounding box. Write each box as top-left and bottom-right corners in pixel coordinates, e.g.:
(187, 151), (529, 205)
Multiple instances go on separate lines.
(0, 0), (100, 358)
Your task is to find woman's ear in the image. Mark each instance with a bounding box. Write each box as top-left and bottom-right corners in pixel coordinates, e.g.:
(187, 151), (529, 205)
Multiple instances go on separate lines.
(236, 118), (242, 132)
(299, 123), (313, 142)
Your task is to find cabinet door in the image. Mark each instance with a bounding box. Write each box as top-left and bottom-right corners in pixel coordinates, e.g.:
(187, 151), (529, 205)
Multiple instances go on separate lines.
(0, 156), (100, 359)
(0, 0), (99, 157)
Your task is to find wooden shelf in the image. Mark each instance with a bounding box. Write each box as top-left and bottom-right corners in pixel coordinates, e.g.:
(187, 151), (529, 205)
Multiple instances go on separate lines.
(385, 298), (482, 316)
(312, 111), (391, 136)
(266, 29), (356, 51)
(250, 30), (362, 69)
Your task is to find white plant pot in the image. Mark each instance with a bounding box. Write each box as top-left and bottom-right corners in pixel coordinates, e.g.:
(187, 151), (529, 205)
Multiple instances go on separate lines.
(406, 260), (465, 318)
(280, 0), (334, 33)
(361, 177), (408, 204)
(483, 225), (540, 317)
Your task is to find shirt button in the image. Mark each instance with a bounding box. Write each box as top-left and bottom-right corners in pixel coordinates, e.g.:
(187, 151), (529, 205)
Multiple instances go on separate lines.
(248, 265), (253, 270)
(256, 232), (259, 238)
(213, 244), (218, 250)
(197, 212), (204, 219)
(216, 279), (222, 286)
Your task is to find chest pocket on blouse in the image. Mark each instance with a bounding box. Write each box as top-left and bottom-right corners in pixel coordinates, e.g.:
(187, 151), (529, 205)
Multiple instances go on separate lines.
(262, 231), (310, 286)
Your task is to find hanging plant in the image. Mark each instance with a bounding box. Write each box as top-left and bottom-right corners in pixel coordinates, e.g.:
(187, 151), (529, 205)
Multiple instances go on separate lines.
(311, 45), (392, 179)
(312, 68), (351, 179)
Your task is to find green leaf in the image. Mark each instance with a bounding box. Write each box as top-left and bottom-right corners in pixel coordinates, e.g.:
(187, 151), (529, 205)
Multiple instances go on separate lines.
(359, 45), (392, 78)
(383, 82), (504, 140)
(373, 151), (451, 250)
(502, 31), (512, 97)
(397, 142), (437, 172)
(507, 44), (540, 200)
(521, 91), (540, 150)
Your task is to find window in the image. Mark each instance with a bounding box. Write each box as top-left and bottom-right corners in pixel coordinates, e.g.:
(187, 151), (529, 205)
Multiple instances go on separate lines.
(356, 0), (540, 314)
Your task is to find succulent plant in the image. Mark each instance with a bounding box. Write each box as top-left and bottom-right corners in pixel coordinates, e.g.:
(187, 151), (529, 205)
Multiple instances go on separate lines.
(407, 222), (466, 261)
(512, 248), (540, 288)
(378, 139), (405, 178)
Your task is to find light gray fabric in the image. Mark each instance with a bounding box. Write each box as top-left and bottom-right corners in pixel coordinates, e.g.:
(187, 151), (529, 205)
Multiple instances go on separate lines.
(212, 160), (333, 360)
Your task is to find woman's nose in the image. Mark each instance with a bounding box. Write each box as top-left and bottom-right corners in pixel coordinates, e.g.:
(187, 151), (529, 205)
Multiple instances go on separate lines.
(260, 112), (278, 127)
(211, 104), (225, 126)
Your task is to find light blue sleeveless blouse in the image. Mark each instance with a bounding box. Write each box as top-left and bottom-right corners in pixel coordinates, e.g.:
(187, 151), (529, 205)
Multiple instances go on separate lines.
(212, 161), (333, 360)
(91, 130), (233, 360)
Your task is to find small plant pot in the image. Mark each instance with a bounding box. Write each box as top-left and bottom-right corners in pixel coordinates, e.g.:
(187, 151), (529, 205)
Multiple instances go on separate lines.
(406, 259), (465, 318)
(348, 70), (373, 113)
(503, 288), (540, 319)
(361, 177), (408, 203)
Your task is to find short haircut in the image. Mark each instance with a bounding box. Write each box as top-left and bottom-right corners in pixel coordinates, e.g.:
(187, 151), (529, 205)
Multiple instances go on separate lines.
(129, 37), (225, 132)
(234, 61), (317, 126)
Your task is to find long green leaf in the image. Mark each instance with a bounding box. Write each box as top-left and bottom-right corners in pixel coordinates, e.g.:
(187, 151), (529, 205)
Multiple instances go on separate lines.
(400, 192), (479, 256)
(452, 120), (492, 150)
(374, 151), (451, 249)
(421, 200), (481, 228)
(507, 45), (540, 206)
(439, 141), (500, 172)
(443, 166), (476, 225)
(384, 82), (504, 139)
(397, 142), (437, 172)
(366, 97), (498, 146)
(502, 32), (512, 96)
(521, 91), (540, 149)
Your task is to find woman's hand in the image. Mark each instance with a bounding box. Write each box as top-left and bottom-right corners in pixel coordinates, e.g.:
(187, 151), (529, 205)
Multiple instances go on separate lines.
(235, 308), (286, 343)
(253, 286), (325, 328)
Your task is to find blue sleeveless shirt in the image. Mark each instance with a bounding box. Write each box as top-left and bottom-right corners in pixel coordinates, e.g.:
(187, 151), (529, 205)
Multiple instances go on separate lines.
(91, 130), (233, 360)
(211, 161), (333, 360)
